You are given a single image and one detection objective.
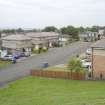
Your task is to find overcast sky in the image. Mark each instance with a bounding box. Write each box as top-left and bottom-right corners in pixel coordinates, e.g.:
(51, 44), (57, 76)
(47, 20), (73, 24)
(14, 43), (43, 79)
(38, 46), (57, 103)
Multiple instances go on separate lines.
(0, 0), (105, 29)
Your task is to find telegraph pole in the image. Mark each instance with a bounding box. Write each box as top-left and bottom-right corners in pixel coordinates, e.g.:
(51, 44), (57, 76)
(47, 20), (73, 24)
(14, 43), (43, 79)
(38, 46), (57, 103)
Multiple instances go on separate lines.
(91, 47), (94, 79)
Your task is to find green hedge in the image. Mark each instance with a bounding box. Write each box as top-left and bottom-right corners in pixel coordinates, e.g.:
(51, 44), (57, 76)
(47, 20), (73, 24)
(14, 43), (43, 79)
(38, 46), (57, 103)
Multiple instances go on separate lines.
(32, 47), (48, 54)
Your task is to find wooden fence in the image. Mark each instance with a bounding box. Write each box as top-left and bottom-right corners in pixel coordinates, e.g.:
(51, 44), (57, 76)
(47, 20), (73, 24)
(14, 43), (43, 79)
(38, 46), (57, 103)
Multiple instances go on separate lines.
(31, 70), (85, 80)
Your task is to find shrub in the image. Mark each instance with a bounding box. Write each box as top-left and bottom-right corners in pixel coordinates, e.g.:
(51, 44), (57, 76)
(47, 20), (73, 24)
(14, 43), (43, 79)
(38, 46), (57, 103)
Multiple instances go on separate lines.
(68, 57), (84, 73)
(32, 48), (40, 54)
(32, 47), (48, 54)
(41, 47), (48, 52)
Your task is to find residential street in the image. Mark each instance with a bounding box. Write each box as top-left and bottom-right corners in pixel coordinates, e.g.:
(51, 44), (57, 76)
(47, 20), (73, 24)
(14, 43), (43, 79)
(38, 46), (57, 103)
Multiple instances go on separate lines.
(0, 42), (91, 83)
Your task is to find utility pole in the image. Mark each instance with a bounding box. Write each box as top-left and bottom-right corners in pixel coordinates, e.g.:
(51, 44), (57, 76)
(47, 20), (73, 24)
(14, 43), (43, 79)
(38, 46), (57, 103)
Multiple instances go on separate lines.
(0, 32), (1, 50)
(91, 47), (94, 79)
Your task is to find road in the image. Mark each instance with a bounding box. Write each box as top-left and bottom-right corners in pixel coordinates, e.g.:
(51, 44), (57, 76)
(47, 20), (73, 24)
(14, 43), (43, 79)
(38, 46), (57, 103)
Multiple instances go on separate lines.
(0, 42), (91, 83)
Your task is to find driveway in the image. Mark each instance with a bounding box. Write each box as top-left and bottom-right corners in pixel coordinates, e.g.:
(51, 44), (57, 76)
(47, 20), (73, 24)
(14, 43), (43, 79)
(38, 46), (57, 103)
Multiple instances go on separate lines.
(0, 42), (91, 83)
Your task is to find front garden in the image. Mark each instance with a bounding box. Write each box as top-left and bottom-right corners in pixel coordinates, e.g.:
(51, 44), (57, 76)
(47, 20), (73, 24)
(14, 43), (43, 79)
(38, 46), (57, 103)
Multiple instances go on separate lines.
(44, 57), (85, 73)
(30, 58), (85, 80)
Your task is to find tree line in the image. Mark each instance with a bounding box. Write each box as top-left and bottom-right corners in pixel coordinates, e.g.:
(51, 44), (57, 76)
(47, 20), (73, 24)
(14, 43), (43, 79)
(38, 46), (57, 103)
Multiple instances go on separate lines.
(0, 25), (105, 40)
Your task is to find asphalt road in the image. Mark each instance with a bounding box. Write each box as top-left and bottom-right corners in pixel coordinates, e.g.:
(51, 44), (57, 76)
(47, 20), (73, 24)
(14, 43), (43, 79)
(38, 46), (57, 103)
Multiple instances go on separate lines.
(0, 41), (91, 83)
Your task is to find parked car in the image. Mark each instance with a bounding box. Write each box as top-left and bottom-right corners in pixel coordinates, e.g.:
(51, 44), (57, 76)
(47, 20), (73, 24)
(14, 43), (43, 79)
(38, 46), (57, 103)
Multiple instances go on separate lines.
(80, 59), (91, 68)
(24, 52), (30, 57)
(1, 55), (13, 61)
(13, 54), (20, 59)
(82, 61), (91, 68)
(86, 48), (92, 55)
(13, 53), (26, 59)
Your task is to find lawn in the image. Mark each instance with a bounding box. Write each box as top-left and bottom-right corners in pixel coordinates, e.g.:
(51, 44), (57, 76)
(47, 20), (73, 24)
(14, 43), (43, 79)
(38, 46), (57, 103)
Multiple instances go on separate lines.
(0, 60), (12, 69)
(44, 65), (85, 73)
(44, 65), (69, 71)
(0, 77), (105, 105)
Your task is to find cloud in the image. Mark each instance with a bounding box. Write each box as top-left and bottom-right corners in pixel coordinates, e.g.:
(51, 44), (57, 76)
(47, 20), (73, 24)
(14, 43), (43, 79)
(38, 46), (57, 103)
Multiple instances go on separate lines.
(0, 0), (105, 28)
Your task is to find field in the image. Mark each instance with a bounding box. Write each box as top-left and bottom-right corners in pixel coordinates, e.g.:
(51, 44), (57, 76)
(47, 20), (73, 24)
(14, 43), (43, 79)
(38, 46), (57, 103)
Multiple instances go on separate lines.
(0, 77), (105, 105)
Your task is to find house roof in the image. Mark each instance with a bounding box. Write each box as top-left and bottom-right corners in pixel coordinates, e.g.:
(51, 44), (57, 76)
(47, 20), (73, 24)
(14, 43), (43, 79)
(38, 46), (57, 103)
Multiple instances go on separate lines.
(80, 31), (98, 35)
(60, 34), (71, 38)
(32, 40), (47, 44)
(26, 32), (60, 38)
(2, 34), (31, 41)
(91, 38), (105, 48)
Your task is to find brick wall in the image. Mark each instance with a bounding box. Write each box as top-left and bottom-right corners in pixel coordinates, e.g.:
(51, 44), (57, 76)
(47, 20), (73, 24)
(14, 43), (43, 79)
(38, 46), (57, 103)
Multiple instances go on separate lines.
(93, 55), (105, 79)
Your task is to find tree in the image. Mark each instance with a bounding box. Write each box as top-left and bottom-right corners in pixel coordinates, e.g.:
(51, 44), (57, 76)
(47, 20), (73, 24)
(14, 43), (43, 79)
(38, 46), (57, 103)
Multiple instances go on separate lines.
(77, 26), (85, 32)
(60, 26), (79, 40)
(17, 28), (24, 32)
(42, 26), (58, 32)
(24, 29), (38, 32)
(32, 29), (37, 32)
(1, 29), (16, 33)
(85, 26), (99, 32)
(90, 26), (98, 32)
(68, 58), (84, 78)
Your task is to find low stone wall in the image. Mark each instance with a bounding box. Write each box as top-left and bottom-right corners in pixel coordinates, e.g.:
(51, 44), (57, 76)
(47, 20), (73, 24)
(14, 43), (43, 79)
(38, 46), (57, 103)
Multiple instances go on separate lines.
(31, 70), (85, 80)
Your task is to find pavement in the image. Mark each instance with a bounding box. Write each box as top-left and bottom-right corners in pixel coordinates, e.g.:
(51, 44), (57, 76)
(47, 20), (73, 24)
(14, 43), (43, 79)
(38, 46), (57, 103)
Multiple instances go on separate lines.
(0, 41), (91, 83)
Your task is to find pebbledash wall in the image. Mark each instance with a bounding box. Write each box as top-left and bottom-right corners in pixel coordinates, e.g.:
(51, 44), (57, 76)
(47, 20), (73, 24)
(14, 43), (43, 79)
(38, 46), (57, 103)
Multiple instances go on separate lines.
(31, 70), (85, 80)
(93, 49), (105, 80)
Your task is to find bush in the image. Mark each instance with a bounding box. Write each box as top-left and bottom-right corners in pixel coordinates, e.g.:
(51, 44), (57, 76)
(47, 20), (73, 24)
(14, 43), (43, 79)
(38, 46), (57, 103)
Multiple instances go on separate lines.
(32, 48), (40, 54)
(41, 47), (48, 52)
(68, 57), (84, 73)
(52, 43), (60, 47)
(32, 47), (48, 54)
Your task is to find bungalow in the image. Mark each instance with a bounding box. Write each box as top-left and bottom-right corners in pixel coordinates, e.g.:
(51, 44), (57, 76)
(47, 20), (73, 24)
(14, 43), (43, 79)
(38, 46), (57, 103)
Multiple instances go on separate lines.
(26, 32), (60, 49)
(98, 29), (105, 36)
(91, 38), (105, 80)
(79, 31), (99, 42)
(1, 34), (32, 56)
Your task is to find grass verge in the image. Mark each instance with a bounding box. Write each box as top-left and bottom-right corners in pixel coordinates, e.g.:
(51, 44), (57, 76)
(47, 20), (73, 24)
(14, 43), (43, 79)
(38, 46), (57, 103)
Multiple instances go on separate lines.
(0, 76), (105, 105)
(0, 60), (12, 69)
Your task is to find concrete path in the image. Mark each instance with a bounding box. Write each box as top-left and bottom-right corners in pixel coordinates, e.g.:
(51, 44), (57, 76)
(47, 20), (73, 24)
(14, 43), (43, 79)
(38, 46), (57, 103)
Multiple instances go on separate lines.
(0, 42), (91, 83)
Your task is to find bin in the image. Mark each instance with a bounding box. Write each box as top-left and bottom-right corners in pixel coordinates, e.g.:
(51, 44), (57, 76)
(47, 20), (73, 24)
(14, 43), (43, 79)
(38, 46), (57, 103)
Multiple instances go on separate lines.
(42, 62), (49, 68)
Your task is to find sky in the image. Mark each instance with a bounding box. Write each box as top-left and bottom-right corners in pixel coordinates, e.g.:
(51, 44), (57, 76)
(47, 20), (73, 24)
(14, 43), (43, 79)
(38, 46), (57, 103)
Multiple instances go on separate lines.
(0, 0), (105, 29)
